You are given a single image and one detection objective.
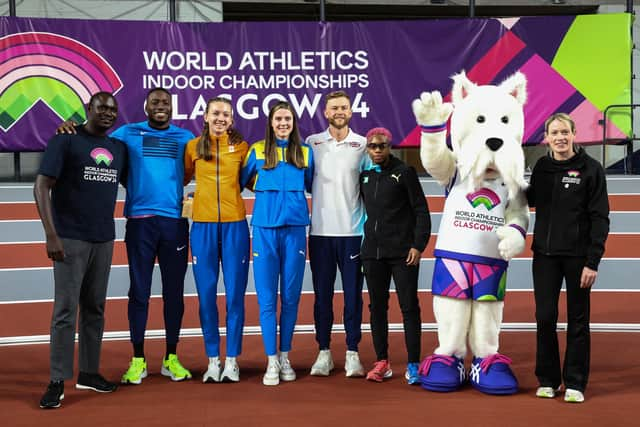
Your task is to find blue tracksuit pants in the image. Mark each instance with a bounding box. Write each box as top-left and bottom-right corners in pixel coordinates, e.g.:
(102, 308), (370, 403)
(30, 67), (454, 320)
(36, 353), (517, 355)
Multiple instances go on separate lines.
(309, 235), (363, 352)
(252, 225), (307, 356)
(125, 216), (189, 345)
(190, 220), (250, 357)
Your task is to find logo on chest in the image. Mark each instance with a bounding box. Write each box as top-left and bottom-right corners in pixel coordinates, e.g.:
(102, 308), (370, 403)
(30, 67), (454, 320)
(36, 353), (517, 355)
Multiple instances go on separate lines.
(465, 188), (501, 211)
(562, 170), (581, 187)
(90, 148), (113, 166)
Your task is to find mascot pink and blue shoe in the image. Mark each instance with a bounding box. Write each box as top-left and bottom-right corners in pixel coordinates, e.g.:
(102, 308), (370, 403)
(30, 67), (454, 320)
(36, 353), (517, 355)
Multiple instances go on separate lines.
(418, 354), (466, 392)
(469, 353), (518, 395)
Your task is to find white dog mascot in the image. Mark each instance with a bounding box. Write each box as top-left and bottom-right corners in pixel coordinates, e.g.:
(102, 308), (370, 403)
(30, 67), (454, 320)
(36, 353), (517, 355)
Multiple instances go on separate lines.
(412, 71), (530, 395)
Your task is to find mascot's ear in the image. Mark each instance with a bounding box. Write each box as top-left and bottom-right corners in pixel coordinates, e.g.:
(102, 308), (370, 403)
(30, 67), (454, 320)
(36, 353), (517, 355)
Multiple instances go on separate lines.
(451, 71), (476, 105)
(499, 72), (527, 106)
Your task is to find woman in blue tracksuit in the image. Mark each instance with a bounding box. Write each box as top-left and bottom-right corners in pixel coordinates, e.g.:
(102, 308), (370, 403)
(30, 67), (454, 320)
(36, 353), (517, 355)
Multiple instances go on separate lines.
(240, 101), (314, 386)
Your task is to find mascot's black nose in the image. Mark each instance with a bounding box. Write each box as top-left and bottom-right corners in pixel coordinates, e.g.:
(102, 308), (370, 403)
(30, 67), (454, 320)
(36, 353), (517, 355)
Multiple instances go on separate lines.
(486, 137), (503, 152)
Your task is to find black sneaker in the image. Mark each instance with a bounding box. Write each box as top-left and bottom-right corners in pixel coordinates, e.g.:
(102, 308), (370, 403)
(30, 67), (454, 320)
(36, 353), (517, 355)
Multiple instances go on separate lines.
(76, 372), (118, 393)
(40, 381), (64, 409)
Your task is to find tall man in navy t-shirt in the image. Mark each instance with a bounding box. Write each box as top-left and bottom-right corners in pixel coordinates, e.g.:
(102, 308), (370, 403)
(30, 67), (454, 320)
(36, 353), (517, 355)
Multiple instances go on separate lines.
(35, 92), (128, 409)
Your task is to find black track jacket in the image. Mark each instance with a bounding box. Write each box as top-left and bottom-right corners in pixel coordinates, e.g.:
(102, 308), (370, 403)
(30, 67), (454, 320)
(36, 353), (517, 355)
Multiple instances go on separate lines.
(360, 155), (431, 260)
(527, 147), (609, 270)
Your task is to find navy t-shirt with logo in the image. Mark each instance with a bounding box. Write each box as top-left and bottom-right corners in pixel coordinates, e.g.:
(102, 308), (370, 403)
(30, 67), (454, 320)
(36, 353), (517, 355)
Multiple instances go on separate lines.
(38, 126), (128, 242)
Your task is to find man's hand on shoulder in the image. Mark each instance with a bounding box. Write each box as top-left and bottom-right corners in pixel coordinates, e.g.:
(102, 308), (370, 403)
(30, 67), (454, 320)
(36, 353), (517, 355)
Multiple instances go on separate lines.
(56, 120), (79, 135)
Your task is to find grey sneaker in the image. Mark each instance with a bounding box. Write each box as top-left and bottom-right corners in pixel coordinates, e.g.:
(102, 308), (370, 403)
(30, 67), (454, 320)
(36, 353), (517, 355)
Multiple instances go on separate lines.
(279, 355), (296, 382)
(345, 350), (365, 377)
(536, 386), (561, 398)
(203, 357), (222, 383)
(263, 358), (281, 386)
(310, 350), (334, 376)
(564, 388), (585, 403)
(221, 358), (240, 382)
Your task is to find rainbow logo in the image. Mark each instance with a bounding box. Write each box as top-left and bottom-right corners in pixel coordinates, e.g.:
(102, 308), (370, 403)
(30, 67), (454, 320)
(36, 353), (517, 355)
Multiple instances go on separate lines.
(466, 189), (501, 210)
(90, 147), (114, 166)
(0, 32), (123, 132)
(567, 170), (580, 177)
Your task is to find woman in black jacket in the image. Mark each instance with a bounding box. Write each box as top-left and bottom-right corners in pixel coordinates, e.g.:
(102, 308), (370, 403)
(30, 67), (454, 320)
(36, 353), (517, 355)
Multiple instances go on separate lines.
(360, 127), (431, 385)
(527, 113), (609, 403)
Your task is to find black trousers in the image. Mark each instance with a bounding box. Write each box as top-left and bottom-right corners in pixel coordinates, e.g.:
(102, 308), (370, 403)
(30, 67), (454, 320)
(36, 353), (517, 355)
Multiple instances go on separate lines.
(532, 253), (591, 392)
(363, 258), (422, 363)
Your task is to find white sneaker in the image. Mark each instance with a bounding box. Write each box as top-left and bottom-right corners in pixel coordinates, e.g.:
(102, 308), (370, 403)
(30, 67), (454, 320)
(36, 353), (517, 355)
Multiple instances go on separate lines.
(345, 350), (365, 377)
(262, 358), (280, 386)
(221, 358), (240, 382)
(564, 388), (585, 403)
(279, 355), (296, 382)
(310, 350), (334, 376)
(536, 386), (561, 398)
(203, 357), (222, 383)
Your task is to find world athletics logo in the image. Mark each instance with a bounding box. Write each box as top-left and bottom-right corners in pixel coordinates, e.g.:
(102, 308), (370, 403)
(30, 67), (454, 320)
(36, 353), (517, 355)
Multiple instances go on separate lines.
(465, 188), (501, 211)
(90, 147), (113, 167)
(0, 32), (123, 132)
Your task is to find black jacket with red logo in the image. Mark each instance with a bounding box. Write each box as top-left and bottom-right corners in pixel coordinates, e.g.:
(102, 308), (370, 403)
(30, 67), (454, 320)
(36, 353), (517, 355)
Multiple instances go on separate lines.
(527, 147), (609, 270)
(360, 155), (431, 260)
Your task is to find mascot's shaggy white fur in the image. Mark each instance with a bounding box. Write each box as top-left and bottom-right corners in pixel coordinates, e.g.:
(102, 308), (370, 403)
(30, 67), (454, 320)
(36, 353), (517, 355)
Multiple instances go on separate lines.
(412, 72), (529, 395)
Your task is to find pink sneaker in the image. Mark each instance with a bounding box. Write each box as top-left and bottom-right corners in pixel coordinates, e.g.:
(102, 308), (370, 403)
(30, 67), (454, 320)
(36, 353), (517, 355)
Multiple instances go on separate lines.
(366, 360), (392, 382)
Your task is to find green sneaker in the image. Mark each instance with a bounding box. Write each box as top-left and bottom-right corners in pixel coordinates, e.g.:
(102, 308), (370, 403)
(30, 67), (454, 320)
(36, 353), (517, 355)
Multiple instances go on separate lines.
(121, 357), (147, 385)
(161, 354), (192, 381)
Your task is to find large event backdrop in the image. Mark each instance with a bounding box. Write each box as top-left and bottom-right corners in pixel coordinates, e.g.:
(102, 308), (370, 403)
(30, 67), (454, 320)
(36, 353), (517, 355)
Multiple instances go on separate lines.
(0, 13), (632, 152)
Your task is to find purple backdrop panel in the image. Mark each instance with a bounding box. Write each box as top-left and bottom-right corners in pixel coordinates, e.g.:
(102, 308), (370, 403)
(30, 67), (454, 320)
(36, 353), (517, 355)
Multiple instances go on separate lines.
(0, 16), (631, 152)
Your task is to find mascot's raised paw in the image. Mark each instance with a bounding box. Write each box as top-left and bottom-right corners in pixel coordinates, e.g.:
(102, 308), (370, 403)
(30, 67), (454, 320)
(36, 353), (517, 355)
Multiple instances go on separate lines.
(469, 354), (518, 395)
(411, 91), (454, 127)
(496, 225), (526, 261)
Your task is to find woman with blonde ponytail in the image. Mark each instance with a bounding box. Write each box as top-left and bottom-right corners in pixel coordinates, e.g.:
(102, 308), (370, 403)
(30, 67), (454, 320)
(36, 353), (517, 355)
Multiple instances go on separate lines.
(183, 97), (250, 383)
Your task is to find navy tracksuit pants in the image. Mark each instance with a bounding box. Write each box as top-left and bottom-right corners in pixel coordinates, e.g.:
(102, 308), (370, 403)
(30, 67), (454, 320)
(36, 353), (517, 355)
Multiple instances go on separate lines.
(309, 235), (364, 352)
(125, 216), (189, 346)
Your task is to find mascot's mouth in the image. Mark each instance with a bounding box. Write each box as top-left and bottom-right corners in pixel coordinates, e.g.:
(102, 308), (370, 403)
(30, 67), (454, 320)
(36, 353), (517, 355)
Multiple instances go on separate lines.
(483, 165), (501, 180)
(485, 165), (497, 174)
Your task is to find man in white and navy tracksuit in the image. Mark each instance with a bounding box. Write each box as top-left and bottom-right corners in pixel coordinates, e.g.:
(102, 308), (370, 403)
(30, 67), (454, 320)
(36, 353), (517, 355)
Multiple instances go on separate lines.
(306, 91), (368, 377)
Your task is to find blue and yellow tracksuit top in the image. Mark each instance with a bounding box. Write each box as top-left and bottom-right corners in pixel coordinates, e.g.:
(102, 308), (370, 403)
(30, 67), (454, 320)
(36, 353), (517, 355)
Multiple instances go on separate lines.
(240, 138), (314, 227)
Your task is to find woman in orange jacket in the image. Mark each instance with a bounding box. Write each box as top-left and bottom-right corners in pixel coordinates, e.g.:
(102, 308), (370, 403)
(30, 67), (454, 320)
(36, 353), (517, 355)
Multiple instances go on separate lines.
(183, 97), (249, 383)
